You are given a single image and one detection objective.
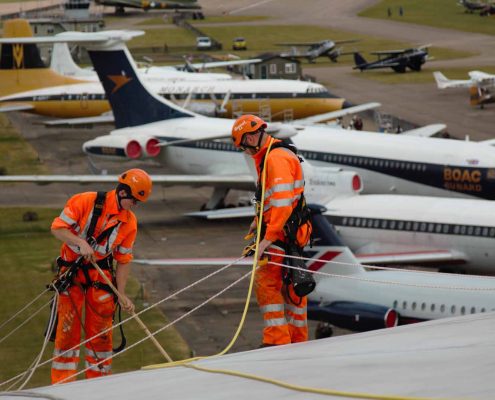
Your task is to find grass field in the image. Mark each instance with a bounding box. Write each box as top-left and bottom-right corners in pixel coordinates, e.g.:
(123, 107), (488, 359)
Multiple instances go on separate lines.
(127, 24), (474, 66)
(350, 65), (495, 85)
(359, 0), (495, 36)
(0, 114), (46, 175)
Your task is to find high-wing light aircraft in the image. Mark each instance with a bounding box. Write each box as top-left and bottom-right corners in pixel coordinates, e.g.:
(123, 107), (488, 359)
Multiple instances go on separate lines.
(353, 46), (429, 73)
(136, 206), (495, 335)
(94, 0), (200, 14)
(458, 0), (490, 12)
(276, 39), (358, 63)
(0, 20), (348, 121)
(433, 70), (495, 90)
(433, 70), (495, 108)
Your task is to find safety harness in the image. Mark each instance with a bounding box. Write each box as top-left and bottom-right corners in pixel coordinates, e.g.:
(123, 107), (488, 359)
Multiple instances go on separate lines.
(46, 191), (126, 353)
(254, 141), (316, 304)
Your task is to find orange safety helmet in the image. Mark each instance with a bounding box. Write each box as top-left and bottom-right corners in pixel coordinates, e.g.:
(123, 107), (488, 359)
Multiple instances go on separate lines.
(231, 114), (267, 148)
(118, 168), (152, 202)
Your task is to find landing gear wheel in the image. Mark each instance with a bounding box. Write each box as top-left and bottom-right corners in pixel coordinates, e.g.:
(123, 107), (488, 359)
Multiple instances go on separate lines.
(315, 322), (333, 339)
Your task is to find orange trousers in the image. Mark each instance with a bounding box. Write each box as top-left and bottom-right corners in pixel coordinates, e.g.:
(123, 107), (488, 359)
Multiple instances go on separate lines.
(51, 283), (115, 384)
(255, 246), (308, 346)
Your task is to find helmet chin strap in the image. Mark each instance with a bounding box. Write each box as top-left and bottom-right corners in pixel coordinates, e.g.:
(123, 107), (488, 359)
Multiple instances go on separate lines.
(116, 183), (133, 209)
(242, 130), (265, 151)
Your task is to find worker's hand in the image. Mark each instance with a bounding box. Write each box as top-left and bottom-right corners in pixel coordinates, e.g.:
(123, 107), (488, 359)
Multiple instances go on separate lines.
(242, 242), (256, 257)
(257, 238), (272, 261)
(119, 294), (135, 314)
(78, 239), (95, 263)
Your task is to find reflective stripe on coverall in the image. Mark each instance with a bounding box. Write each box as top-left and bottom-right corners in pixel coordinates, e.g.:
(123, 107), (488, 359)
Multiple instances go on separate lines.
(50, 190), (137, 384)
(252, 137), (310, 345)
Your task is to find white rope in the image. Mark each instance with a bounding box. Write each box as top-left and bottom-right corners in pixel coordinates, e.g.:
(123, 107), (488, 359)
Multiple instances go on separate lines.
(16, 288), (60, 391)
(0, 257), (246, 390)
(0, 287), (52, 332)
(55, 269), (253, 385)
(266, 250), (495, 280)
(0, 298), (52, 346)
(265, 252), (495, 291)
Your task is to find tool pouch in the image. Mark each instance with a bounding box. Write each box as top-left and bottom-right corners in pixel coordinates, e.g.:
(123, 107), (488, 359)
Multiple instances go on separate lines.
(285, 245), (315, 298)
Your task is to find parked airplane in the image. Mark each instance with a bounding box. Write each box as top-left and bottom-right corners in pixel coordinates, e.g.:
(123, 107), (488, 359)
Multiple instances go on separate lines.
(433, 70), (495, 90)
(276, 39), (358, 63)
(189, 193), (495, 275)
(0, 21), (348, 121)
(458, 0), (489, 12)
(136, 206), (495, 335)
(353, 46), (429, 73)
(95, 0), (200, 13)
(70, 30), (495, 203)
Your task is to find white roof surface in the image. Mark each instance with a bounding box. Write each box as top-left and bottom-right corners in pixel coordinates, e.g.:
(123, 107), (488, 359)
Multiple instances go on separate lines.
(6, 312), (495, 399)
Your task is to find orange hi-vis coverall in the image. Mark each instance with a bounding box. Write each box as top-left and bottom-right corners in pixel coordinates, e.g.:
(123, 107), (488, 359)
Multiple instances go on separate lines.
(50, 190), (137, 384)
(252, 137), (311, 346)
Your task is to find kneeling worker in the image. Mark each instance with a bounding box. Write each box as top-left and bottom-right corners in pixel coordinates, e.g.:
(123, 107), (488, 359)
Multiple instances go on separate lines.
(50, 169), (152, 384)
(231, 115), (313, 347)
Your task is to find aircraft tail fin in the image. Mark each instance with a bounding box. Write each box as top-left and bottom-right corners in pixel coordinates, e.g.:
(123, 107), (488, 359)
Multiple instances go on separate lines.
(433, 71), (450, 89)
(87, 43), (195, 129)
(306, 205), (366, 280)
(50, 43), (93, 78)
(353, 52), (367, 69)
(0, 19), (83, 97)
(1, 19), (44, 70)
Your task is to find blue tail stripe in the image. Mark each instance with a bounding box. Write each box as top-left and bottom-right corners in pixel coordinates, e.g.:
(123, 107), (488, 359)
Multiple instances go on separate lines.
(88, 48), (192, 129)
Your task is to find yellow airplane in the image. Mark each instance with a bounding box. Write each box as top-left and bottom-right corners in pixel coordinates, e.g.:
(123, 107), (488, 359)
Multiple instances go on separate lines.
(0, 19), (352, 122)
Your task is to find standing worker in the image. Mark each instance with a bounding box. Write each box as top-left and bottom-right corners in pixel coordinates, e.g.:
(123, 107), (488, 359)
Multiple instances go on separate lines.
(50, 169), (152, 384)
(231, 115), (313, 347)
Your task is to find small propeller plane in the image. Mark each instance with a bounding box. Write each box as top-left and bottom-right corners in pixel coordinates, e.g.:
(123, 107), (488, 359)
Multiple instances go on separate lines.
(276, 39), (358, 63)
(353, 46), (430, 73)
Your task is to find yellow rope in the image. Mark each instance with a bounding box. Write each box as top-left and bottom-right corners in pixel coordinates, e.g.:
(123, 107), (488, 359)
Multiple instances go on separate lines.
(143, 137), (448, 400)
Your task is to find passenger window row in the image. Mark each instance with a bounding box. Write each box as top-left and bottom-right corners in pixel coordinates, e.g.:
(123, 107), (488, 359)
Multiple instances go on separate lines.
(337, 216), (495, 238)
(393, 300), (488, 315)
(301, 151), (428, 172)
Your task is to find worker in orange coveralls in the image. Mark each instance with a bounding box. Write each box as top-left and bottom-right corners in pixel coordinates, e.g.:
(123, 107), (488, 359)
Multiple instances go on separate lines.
(231, 115), (313, 347)
(50, 168), (152, 384)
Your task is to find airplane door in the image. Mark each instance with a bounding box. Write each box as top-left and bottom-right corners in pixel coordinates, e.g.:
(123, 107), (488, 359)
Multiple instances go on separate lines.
(260, 65), (267, 79)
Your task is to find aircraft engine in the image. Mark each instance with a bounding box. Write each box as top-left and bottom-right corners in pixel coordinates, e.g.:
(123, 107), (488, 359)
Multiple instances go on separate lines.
(304, 165), (363, 204)
(137, 136), (161, 158)
(82, 134), (143, 160)
(307, 300), (398, 332)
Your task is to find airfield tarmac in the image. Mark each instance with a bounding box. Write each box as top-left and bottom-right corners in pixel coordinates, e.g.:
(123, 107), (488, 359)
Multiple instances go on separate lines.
(2, 0), (495, 356)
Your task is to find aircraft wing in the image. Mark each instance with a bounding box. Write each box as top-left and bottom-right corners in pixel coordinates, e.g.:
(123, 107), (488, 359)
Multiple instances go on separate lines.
(185, 59), (262, 69)
(401, 124), (446, 137)
(356, 249), (467, 266)
(0, 104), (35, 112)
(0, 174), (255, 190)
(294, 102), (381, 125)
(0, 30), (144, 44)
(43, 114), (115, 127)
(370, 49), (407, 55)
(275, 42), (319, 47)
(186, 206), (254, 219)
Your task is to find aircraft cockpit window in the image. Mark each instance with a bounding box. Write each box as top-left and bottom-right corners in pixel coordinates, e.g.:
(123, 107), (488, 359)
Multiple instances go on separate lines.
(440, 304), (445, 313)
(451, 305), (456, 314)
